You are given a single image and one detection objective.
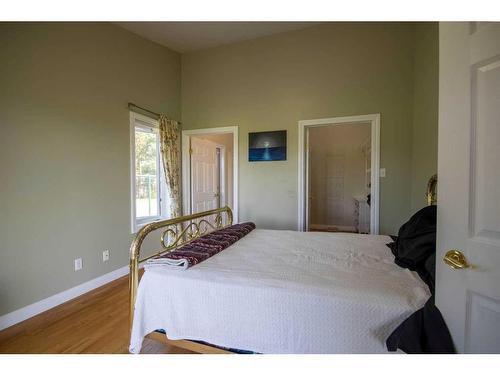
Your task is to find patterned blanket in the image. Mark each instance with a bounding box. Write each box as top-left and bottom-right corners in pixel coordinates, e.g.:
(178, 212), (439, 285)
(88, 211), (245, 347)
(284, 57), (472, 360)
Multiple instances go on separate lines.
(146, 222), (256, 270)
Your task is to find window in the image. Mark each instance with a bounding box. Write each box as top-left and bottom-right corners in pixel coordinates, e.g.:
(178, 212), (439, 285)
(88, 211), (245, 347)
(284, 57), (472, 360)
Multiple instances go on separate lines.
(130, 112), (168, 232)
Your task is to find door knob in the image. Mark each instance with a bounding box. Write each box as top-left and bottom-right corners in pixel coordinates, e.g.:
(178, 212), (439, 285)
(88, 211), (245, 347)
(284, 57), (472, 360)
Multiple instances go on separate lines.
(443, 250), (470, 269)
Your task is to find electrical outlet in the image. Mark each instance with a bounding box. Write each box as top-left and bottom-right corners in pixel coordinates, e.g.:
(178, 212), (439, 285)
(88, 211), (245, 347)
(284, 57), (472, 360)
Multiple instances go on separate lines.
(102, 249), (110, 262)
(74, 258), (83, 271)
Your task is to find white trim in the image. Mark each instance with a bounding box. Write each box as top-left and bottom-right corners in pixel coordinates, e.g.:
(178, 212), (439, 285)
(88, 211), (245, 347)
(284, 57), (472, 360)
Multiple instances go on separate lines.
(215, 144), (227, 207)
(130, 111), (137, 233)
(129, 111), (167, 234)
(182, 126), (239, 222)
(309, 224), (357, 232)
(298, 114), (380, 234)
(0, 266), (129, 331)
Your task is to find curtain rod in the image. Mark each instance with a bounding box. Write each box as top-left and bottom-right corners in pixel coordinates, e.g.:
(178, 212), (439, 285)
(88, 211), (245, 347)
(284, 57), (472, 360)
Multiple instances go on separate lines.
(127, 102), (182, 124)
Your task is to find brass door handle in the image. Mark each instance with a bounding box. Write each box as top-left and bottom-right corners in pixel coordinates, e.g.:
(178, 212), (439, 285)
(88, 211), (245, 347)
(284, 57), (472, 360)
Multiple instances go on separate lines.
(443, 250), (470, 269)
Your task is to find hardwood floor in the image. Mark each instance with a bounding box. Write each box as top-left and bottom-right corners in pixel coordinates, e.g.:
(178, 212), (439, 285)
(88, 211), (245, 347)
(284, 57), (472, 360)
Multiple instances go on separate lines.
(0, 274), (194, 354)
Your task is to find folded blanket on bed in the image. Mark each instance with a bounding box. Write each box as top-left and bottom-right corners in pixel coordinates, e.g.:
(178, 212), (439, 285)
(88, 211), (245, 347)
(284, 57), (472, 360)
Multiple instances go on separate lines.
(146, 222), (256, 270)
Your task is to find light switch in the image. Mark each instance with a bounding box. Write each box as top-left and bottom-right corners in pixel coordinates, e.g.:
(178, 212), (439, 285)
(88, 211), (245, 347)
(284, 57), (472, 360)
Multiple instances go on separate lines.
(380, 168), (386, 178)
(74, 258), (83, 271)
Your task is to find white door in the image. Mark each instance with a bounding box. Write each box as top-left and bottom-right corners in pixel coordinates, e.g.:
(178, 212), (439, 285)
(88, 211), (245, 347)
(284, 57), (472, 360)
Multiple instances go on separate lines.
(437, 22), (500, 353)
(190, 137), (220, 214)
(326, 154), (346, 227)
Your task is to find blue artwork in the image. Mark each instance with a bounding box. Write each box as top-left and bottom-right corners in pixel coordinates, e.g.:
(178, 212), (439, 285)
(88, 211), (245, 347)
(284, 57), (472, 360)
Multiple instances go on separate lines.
(248, 130), (287, 162)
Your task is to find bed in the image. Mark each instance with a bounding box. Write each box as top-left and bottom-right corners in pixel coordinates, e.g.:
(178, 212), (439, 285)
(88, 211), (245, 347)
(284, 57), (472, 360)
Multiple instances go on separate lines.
(128, 177), (437, 354)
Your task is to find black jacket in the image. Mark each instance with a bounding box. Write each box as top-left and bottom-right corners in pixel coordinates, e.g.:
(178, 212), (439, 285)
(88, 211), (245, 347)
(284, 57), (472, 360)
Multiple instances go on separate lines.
(386, 206), (455, 353)
(386, 296), (455, 353)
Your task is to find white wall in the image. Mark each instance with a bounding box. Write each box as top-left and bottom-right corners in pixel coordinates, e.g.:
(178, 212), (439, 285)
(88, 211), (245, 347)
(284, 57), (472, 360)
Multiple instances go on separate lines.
(309, 123), (371, 228)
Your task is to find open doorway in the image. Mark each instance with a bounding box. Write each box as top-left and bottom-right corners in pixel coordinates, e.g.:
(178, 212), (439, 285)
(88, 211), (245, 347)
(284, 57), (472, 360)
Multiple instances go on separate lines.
(298, 115), (380, 234)
(182, 127), (238, 221)
(308, 123), (371, 233)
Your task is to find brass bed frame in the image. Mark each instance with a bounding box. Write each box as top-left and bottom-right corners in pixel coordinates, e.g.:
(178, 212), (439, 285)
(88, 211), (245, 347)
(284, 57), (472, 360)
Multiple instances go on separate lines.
(128, 175), (438, 354)
(426, 174), (437, 206)
(129, 206), (234, 354)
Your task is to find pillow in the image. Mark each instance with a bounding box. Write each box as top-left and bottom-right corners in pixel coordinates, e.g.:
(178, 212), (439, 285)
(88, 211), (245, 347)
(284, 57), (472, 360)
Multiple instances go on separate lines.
(386, 206), (436, 290)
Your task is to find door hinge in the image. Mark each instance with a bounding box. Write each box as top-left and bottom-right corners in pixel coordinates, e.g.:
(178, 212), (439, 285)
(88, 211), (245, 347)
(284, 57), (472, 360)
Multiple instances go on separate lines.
(189, 148), (193, 155)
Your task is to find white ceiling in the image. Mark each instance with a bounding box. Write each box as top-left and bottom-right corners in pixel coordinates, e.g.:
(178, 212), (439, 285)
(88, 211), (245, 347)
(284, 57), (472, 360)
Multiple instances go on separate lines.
(115, 22), (320, 53)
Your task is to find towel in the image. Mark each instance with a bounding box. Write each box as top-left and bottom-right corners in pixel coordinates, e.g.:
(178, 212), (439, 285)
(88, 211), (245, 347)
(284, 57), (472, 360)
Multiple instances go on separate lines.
(146, 222), (256, 270)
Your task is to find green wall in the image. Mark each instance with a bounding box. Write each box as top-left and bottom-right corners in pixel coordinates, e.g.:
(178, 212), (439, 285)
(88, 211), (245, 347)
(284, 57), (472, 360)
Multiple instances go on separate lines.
(182, 23), (418, 234)
(410, 23), (439, 212)
(0, 23), (181, 316)
(0, 22), (438, 318)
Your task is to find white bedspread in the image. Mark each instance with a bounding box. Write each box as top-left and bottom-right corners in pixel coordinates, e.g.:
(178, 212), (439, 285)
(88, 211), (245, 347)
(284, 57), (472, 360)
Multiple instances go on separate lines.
(129, 229), (430, 354)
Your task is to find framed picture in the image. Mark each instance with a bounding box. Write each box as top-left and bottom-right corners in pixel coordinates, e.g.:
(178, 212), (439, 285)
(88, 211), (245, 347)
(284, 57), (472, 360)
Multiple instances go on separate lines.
(248, 130), (287, 162)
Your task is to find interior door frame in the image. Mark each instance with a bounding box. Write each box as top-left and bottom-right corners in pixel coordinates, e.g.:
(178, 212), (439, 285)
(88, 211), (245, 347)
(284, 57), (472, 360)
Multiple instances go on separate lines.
(182, 126), (239, 222)
(214, 144), (226, 209)
(297, 114), (380, 233)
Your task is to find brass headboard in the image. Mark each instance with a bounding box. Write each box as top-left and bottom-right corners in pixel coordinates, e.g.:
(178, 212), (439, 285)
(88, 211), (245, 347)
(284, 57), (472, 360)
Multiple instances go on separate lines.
(426, 174), (437, 206)
(128, 206), (233, 329)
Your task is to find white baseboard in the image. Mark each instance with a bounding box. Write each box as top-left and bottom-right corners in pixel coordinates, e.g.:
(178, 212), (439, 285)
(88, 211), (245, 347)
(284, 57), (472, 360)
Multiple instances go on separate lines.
(0, 265), (129, 331)
(309, 224), (357, 232)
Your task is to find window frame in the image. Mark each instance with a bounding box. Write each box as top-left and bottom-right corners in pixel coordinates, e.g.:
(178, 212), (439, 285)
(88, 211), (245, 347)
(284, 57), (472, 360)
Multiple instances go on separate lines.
(129, 111), (167, 233)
